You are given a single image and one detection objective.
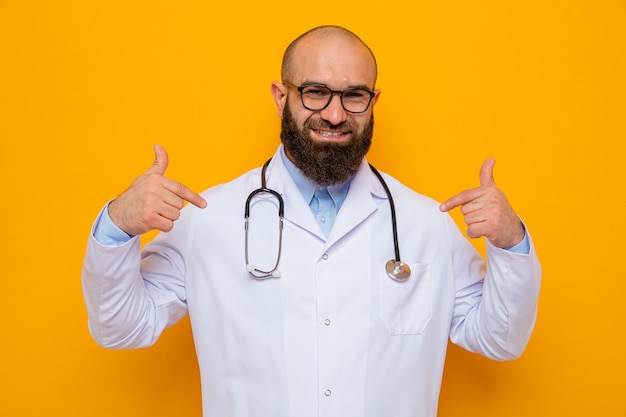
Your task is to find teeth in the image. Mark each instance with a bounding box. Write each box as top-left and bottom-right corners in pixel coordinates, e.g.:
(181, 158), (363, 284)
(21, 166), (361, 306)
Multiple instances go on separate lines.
(318, 130), (344, 137)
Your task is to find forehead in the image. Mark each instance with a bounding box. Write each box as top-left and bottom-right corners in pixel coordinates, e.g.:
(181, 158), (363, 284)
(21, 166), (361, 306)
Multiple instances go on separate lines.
(290, 35), (377, 88)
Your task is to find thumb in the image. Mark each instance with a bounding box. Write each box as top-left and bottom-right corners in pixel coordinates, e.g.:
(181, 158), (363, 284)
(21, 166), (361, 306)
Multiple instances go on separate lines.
(479, 158), (496, 187)
(147, 144), (169, 176)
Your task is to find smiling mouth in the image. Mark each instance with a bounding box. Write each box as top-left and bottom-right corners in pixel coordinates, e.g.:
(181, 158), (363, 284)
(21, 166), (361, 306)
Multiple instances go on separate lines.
(313, 129), (349, 140)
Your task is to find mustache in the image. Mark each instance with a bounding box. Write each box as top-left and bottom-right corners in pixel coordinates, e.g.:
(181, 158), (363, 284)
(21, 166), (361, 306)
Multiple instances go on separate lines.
(305, 119), (355, 132)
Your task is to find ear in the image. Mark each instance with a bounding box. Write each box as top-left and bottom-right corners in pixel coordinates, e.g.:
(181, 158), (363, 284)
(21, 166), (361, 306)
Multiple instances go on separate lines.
(270, 81), (288, 118)
(371, 88), (381, 107)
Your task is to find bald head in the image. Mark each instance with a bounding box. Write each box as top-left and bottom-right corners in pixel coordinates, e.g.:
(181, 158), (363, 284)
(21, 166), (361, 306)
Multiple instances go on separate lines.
(281, 26), (378, 85)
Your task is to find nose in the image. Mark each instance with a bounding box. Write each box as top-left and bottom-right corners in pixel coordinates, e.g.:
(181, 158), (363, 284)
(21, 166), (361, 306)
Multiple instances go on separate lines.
(319, 93), (347, 125)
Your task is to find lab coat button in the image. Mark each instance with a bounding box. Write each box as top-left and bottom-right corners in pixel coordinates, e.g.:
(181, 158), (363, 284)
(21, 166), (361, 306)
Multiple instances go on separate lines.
(324, 319), (331, 326)
(324, 389), (332, 397)
(322, 254), (329, 260)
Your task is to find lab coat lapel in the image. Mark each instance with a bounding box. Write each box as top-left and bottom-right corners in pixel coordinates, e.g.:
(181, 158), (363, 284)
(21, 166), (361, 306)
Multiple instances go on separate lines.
(325, 159), (386, 248)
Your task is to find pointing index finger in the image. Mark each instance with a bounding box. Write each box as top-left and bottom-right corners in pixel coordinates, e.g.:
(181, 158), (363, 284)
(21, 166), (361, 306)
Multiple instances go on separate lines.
(163, 177), (207, 209)
(185, 189), (208, 209)
(439, 187), (483, 212)
(440, 158), (496, 212)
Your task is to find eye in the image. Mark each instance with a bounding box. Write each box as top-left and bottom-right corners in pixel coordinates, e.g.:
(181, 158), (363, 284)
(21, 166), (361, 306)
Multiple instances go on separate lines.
(302, 86), (331, 98)
(343, 90), (370, 101)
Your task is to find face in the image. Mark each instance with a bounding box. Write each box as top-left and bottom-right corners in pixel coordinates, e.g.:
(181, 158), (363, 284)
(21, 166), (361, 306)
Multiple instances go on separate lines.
(272, 32), (381, 185)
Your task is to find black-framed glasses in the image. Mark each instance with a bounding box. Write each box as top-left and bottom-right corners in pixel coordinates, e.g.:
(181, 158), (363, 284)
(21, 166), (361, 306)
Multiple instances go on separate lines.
(283, 81), (375, 114)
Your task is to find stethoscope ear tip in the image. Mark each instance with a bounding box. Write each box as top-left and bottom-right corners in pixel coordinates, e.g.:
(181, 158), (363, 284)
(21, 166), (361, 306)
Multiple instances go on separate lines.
(246, 264), (281, 279)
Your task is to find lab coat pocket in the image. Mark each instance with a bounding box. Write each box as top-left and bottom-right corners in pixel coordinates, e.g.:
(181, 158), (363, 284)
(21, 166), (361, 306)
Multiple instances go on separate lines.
(380, 262), (432, 335)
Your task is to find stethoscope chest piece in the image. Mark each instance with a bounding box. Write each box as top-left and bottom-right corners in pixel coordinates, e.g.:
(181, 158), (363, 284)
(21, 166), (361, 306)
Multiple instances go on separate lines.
(385, 259), (411, 281)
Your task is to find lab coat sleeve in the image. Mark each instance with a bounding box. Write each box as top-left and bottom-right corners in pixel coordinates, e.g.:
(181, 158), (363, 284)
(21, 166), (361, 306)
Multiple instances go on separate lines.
(447, 215), (542, 360)
(82, 210), (190, 349)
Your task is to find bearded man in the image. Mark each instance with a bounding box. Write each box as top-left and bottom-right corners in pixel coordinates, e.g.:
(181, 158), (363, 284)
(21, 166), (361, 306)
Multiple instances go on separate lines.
(82, 25), (541, 417)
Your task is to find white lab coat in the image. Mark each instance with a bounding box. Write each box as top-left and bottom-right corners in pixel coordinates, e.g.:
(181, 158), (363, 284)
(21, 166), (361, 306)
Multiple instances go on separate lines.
(82, 146), (541, 417)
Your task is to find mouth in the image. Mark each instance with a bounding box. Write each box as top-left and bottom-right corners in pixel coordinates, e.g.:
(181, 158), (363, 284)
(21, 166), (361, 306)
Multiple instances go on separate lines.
(311, 128), (350, 142)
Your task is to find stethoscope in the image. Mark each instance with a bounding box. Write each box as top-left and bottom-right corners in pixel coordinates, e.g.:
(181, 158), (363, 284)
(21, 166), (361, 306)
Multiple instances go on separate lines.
(244, 159), (411, 282)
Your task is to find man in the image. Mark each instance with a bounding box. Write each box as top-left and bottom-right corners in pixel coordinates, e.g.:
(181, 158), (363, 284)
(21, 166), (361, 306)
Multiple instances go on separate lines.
(83, 25), (541, 417)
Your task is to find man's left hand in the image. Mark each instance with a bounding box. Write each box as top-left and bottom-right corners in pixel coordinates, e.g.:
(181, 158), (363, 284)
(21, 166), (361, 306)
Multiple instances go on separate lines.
(439, 158), (525, 249)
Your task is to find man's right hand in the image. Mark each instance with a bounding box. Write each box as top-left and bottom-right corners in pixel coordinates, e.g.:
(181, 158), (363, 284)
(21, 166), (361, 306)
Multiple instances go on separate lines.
(108, 144), (207, 236)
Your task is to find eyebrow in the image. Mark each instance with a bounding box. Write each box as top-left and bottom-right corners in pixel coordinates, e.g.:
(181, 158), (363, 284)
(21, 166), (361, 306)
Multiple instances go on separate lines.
(300, 80), (374, 91)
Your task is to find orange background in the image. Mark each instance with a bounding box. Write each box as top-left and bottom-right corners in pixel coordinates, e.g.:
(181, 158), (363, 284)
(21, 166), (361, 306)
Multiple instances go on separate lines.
(1, 1), (625, 416)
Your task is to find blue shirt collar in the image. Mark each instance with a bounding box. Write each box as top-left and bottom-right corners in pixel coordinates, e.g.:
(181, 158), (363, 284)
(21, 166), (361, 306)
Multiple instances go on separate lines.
(279, 146), (353, 211)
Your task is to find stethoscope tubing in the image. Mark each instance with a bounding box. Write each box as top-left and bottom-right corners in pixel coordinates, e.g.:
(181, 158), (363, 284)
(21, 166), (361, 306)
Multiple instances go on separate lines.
(244, 160), (284, 279)
(368, 164), (401, 264)
(244, 158), (410, 281)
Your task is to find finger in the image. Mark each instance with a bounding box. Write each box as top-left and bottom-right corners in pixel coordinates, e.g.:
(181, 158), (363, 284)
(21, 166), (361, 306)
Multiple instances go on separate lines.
(479, 158), (496, 187)
(439, 187), (484, 212)
(144, 209), (176, 233)
(463, 208), (490, 226)
(146, 144), (169, 176)
(466, 221), (488, 239)
(459, 199), (484, 216)
(155, 201), (182, 222)
(162, 178), (207, 209)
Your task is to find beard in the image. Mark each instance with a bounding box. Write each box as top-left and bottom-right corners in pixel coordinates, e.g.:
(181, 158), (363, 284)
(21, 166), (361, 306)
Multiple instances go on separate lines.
(280, 104), (374, 185)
